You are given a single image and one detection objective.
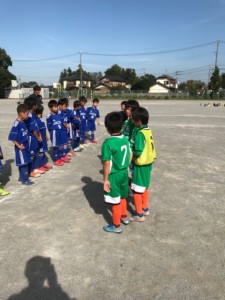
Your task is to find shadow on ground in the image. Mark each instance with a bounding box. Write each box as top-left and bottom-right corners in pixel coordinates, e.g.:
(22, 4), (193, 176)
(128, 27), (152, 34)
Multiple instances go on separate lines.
(0, 159), (14, 186)
(81, 176), (111, 224)
(7, 256), (76, 300)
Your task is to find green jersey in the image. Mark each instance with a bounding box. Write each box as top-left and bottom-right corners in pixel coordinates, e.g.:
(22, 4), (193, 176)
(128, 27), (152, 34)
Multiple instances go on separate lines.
(101, 134), (131, 174)
(122, 119), (134, 141)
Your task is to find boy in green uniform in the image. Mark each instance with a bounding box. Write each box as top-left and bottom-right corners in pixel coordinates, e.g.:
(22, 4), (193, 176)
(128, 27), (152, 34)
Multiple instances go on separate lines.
(130, 107), (156, 222)
(122, 99), (139, 141)
(101, 112), (132, 233)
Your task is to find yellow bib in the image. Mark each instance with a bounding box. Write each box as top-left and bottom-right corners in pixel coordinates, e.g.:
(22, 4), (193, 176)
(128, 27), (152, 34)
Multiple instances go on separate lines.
(134, 128), (156, 165)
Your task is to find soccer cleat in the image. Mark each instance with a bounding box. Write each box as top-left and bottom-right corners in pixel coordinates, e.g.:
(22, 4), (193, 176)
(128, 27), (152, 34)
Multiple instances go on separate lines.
(103, 224), (122, 233)
(30, 171), (41, 178)
(0, 187), (10, 196)
(90, 139), (97, 143)
(38, 166), (47, 172)
(143, 209), (150, 216)
(74, 147), (81, 152)
(61, 157), (70, 163)
(43, 164), (53, 169)
(22, 180), (34, 186)
(54, 159), (64, 166)
(129, 215), (145, 222)
(121, 217), (130, 225)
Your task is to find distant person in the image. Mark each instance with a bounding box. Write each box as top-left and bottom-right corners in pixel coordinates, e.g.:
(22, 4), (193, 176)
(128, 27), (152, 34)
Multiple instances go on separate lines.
(120, 100), (128, 122)
(29, 85), (43, 105)
(102, 111), (131, 233)
(72, 100), (81, 152)
(78, 96), (88, 147)
(86, 98), (100, 143)
(0, 144), (10, 195)
(8, 104), (34, 185)
(130, 107), (156, 222)
(122, 99), (139, 141)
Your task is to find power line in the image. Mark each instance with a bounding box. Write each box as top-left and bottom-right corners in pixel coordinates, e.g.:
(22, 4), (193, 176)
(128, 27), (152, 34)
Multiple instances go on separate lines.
(12, 41), (218, 62)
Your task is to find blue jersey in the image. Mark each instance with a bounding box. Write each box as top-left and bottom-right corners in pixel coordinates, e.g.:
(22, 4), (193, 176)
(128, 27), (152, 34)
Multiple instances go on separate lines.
(46, 113), (62, 147)
(79, 107), (86, 123)
(86, 106), (100, 121)
(8, 120), (30, 166)
(36, 117), (48, 152)
(24, 112), (40, 137)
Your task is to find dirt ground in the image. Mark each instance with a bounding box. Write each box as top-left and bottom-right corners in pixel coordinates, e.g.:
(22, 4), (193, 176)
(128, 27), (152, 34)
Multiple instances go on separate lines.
(0, 99), (225, 300)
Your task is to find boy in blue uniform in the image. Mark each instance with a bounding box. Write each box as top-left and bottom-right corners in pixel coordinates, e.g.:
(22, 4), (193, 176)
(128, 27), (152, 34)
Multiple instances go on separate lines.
(102, 112), (131, 233)
(23, 97), (43, 178)
(46, 100), (64, 166)
(0, 145), (10, 195)
(35, 105), (52, 172)
(8, 104), (34, 185)
(86, 98), (100, 143)
(72, 100), (81, 152)
(57, 99), (71, 163)
(78, 96), (88, 146)
(62, 98), (74, 156)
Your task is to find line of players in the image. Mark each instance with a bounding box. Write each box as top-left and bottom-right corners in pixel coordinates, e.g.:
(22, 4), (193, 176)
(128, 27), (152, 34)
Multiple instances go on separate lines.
(7, 96), (100, 185)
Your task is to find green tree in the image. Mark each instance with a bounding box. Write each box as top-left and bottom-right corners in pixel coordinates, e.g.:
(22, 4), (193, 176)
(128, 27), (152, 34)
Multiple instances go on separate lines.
(132, 74), (156, 91)
(220, 73), (225, 89)
(208, 67), (221, 97)
(105, 64), (123, 77)
(0, 48), (16, 98)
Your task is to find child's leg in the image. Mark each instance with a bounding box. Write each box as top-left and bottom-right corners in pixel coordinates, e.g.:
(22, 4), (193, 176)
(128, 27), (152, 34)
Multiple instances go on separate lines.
(37, 152), (44, 168)
(19, 165), (29, 182)
(53, 147), (59, 162)
(133, 192), (144, 217)
(90, 130), (95, 140)
(142, 189), (149, 210)
(121, 198), (128, 219)
(112, 203), (122, 227)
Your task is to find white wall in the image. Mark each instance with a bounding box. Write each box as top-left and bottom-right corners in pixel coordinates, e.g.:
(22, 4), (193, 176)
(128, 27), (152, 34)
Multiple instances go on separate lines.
(149, 84), (169, 94)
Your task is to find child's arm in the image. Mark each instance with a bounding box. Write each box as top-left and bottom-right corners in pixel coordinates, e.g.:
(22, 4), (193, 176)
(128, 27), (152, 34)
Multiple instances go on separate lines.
(103, 160), (110, 192)
(96, 118), (100, 125)
(12, 140), (25, 150)
(33, 129), (42, 142)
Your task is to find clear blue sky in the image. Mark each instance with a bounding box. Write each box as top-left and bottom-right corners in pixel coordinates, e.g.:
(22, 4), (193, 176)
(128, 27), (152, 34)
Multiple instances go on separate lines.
(1, 0), (225, 85)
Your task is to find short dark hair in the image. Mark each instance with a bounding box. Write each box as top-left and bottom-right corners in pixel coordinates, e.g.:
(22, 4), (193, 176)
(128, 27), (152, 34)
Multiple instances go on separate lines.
(79, 96), (87, 103)
(125, 99), (139, 109)
(132, 107), (149, 125)
(48, 99), (58, 108)
(105, 111), (123, 134)
(17, 104), (29, 114)
(35, 104), (44, 115)
(33, 85), (41, 91)
(58, 98), (67, 106)
(93, 98), (99, 103)
(24, 97), (37, 109)
(121, 100), (127, 106)
(73, 100), (80, 108)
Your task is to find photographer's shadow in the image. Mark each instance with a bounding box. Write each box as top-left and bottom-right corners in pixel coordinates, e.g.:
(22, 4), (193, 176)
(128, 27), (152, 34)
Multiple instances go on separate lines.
(81, 176), (111, 224)
(1, 159), (14, 186)
(8, 256), (76, 300)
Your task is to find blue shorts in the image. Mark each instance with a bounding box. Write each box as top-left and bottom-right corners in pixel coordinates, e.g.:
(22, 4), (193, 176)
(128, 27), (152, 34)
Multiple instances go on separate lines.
(87, 120), (96, 132)
(29, 136), (39, 156)
(50, 130), (61, 147)
(79, 121), (87, 133)
(60, 130), (68, 145)
(15, 146), (30, 166)
(67, 123), (74, 139)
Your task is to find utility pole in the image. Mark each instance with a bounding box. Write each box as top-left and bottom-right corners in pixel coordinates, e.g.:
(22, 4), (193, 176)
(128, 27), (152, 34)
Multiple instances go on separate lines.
(215, 40), (220, 68)
(79, 51), (83, 96)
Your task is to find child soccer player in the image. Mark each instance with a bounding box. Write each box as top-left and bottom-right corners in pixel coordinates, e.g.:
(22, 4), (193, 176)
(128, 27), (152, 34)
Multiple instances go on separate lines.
(78, 96), (88, 146)
(57, 99), (71, 163)
(46, 100), (64, 166)
(8, 104), (34, 185)
(0, 145), (10, 195)
(130, 107), (157, 222)
(62, 97), (74, 156)
(23, 97), (43, 178)
(122, 99), (139, 141)
(35, 105), (52, 172)
(102, 112), (132, 234)
(72, 100), (81, 152)
(86, 98), (100, 143)
(120, 100), (128, 122)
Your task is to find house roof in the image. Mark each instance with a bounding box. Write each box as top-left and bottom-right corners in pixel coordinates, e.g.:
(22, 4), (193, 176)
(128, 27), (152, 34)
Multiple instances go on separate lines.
(65, 75), (92, 81)
(102, 75), (127, 83)
(94, 83), (111, 90)
(157, 74), (176, 81)
(150, 82), (176, 91)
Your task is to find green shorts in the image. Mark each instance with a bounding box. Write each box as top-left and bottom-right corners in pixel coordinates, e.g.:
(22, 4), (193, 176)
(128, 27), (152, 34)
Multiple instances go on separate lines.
(131, 163), (153, 193)
(104, 169), (129, 204)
